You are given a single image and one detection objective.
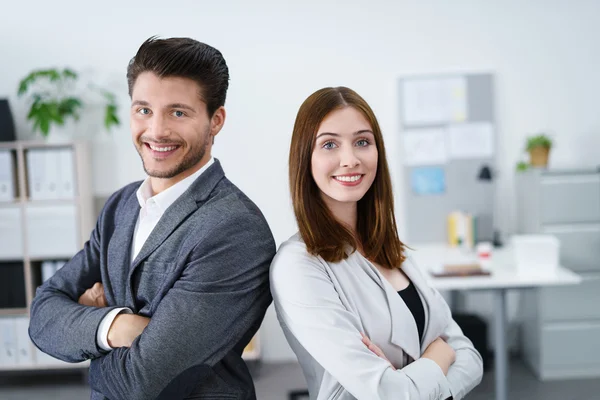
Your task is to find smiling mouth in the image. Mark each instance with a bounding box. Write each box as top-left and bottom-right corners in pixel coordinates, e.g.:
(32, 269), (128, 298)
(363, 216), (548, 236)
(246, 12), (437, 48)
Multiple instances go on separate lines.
(143, 142), (181, 159)
(333, 174), (363, 182)
(332, 174), (364, 186)
(146, 143), (180, 152)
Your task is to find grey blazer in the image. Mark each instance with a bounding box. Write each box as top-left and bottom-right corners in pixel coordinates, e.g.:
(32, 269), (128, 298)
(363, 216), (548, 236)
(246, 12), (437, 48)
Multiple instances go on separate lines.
(29, 159), (276, 400)
(271, 234), (483, 400)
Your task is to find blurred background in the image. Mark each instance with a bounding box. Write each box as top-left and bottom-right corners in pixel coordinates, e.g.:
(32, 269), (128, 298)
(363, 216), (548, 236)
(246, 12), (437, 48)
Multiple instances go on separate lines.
(0, 0), (599, 399)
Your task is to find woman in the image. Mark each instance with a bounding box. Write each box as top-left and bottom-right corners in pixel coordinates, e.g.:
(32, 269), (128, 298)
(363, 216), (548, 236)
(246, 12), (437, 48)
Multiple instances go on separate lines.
(270, 87), (483, 400)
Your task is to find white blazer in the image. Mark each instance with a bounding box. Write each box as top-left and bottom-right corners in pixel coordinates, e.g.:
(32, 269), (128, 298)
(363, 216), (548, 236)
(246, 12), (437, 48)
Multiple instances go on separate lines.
(270, 233), (483, 400)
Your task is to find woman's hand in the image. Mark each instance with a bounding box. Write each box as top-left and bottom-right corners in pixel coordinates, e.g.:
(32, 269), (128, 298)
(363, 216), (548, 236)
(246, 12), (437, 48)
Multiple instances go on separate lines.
(422, 337), (456, 375)
(361, 333), (396, 371)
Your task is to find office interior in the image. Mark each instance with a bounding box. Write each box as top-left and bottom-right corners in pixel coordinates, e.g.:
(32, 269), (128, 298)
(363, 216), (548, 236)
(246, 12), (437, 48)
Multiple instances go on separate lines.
(1, 1), (599, 399)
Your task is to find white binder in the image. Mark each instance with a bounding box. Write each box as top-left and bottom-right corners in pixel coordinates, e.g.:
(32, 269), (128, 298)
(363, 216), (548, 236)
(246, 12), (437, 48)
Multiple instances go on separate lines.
(26, 149), (46, 200)
(41, 260), (55, 282)
(14, 317), (33, 365)
(43, 149), (61, 200)
(57, 148), (76, 199)
(0, 150), (15, 202)
(0, 318), (18, 366)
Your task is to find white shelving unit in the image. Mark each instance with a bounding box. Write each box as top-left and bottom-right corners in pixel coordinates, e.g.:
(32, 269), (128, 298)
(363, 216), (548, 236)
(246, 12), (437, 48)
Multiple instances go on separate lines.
(0, 140), (93, 371)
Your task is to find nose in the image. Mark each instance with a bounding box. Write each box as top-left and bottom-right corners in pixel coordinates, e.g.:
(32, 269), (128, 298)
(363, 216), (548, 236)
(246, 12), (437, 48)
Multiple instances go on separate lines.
(339, 146), (360, 168)
(148, 114), (171, 140)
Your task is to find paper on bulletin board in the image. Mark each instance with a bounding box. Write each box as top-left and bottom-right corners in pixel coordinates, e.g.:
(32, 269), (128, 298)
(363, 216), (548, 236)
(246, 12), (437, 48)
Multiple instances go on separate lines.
(411, 167), (446, 195)
(447, 122), (494, 159)
(402, 128), (447, 166)
(402, 77), (468, 125)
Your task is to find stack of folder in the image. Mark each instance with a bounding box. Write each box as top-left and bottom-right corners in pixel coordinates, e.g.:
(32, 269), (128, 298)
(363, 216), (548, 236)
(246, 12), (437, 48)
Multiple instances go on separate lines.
(447, 211), (476, 249)
(26, 147), (76, 200)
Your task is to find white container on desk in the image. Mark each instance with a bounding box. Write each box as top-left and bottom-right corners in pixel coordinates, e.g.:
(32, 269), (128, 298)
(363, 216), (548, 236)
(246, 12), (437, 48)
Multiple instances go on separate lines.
(512, 235), (560, 276)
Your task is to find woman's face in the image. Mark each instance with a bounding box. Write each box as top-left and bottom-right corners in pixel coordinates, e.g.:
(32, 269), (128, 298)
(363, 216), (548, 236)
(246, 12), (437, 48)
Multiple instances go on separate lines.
(311, 107), (378, 208)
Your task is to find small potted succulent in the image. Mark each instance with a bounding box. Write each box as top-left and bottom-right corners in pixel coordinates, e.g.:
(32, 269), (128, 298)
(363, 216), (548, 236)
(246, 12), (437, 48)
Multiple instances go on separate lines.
(526, 134), (553, 167)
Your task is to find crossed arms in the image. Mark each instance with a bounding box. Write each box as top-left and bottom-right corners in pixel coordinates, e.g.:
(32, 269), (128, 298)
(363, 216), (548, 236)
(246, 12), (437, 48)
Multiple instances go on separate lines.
(29, 208), (274, 400)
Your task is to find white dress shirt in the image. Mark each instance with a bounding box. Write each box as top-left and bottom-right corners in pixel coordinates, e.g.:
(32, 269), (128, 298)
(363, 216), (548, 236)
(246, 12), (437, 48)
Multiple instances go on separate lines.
(96, 158), (214, 350)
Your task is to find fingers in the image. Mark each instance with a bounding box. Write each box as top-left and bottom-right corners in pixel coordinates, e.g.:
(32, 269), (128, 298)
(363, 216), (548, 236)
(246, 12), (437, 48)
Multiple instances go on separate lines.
(78, 283), (106, 307)
(361, 333), (397, 371)
(361, 334), (384, 357)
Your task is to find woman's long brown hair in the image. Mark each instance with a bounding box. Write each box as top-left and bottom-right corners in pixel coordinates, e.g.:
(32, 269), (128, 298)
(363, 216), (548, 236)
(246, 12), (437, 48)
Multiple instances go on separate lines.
(289, 87), (406, 268)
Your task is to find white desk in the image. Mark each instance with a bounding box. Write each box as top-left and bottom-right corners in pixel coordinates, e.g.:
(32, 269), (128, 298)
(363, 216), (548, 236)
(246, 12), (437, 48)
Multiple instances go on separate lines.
(407, 244), (581, 400)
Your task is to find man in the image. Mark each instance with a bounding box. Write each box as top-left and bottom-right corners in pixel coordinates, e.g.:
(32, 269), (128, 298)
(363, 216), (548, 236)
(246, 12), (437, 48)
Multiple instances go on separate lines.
(29, 36), (275, 400)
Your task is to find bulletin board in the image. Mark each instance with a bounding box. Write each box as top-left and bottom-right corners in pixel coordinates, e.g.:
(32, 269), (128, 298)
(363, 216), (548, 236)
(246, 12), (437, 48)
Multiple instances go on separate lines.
(398, 73), (496, 244)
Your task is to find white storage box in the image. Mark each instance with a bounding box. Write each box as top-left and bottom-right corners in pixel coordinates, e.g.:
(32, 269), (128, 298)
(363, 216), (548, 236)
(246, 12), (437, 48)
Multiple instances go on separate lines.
(0, 207), (23, 259)
(512, 234), (560, 275)
(25, 205), (78, 259)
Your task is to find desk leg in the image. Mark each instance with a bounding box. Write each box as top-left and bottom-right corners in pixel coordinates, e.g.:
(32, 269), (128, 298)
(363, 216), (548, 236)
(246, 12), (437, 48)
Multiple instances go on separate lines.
(493, 289), (508, 400)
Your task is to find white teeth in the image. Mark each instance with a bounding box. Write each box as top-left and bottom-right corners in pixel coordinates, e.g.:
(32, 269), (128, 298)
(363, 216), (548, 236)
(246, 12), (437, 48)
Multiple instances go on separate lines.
(149, 144), (177, 152)
(334, 175), (362, 182)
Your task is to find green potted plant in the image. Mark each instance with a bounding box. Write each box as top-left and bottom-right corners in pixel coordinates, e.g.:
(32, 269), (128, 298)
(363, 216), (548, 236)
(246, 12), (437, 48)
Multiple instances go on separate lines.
(526, 134), (552, 167)
(17, 68), (120, 138)
(515, 161), (529, 172)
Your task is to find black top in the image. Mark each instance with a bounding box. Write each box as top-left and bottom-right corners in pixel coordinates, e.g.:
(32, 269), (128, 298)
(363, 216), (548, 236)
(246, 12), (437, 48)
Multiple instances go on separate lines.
(397, 280), (425, 342)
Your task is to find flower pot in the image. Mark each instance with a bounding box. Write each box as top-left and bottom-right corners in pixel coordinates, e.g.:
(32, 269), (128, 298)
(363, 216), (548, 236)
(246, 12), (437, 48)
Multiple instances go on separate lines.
(529, 146), (550, 167)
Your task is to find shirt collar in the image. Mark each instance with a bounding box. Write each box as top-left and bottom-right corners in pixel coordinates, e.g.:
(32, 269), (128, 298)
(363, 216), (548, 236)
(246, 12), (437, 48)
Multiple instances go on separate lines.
(136, 157), (214, 212)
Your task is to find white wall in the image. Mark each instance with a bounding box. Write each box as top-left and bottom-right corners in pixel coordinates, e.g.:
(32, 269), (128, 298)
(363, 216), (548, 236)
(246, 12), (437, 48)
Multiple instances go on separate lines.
(2, 0), (599, 362)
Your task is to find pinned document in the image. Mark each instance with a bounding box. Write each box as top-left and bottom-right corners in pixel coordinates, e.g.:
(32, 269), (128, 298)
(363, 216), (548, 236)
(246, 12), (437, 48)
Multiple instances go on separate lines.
(402, 77), (468, 125)
(447, 122), (494, 159)
(411, 167), (446, 195)
(402, 129), (447, 166)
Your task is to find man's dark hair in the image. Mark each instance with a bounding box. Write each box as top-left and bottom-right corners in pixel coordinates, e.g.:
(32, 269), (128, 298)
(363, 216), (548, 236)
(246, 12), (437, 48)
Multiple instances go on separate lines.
(127, 36), (229, 116)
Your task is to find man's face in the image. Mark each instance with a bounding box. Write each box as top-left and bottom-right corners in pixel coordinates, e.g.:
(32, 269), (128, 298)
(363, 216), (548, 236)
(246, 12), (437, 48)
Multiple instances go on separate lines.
(130, 72), (222, 186)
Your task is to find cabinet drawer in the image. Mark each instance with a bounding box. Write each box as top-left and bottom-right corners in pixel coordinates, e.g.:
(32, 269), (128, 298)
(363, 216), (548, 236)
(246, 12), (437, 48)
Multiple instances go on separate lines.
(541, 322), (600, 367)
(540, 175), (600, 224)
(540, 274), (600, 321)
(542, 227), (600, 272)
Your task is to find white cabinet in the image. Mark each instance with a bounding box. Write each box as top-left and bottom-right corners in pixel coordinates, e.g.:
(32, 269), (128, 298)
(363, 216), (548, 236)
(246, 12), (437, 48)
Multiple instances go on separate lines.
(517, 168), (600, 380)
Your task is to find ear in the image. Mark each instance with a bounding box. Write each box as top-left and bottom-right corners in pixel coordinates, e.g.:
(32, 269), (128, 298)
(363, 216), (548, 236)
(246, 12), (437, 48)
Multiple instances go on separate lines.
(210, 106), (226, 139)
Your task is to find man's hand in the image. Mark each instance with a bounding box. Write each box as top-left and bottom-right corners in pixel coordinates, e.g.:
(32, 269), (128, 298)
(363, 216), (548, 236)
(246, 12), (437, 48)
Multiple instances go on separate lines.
(361, 333), (396, 370)
(107, 314), (151, 348)
(78, 282), (107, 308)
(422, 337), (456, 375)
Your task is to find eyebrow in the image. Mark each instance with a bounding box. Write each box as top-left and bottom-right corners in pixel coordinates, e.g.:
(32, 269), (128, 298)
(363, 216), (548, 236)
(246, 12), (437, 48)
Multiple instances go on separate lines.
(131, 100), (196, 112)
(316, 130), (374, 139)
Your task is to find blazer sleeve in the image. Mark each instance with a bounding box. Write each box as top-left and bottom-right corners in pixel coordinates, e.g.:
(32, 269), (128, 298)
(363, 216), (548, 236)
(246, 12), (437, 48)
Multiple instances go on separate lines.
(87, 212), (275, 400)
(28, 191), (124, 362)
(431, 287), (484, 400)
(270, 243), (454, 400)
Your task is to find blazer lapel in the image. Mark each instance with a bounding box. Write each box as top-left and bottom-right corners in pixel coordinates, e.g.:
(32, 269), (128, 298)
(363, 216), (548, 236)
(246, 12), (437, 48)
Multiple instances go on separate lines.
(106, 188), (140, 308)
(128, 159), (226, 274)
(401, 257), (451, 351)
(357, 253), (421, 361)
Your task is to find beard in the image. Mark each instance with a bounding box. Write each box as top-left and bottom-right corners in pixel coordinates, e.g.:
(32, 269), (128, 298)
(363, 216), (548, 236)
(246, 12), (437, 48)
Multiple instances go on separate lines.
(138, 125), (211, 179)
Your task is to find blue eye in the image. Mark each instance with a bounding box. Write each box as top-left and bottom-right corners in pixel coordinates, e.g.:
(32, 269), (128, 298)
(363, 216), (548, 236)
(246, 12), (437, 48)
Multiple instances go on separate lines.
(322, 141), (337, 150)
(173, 110), (185, 118)
(139, 108), (150, 115)
(356, 139), (370, 147)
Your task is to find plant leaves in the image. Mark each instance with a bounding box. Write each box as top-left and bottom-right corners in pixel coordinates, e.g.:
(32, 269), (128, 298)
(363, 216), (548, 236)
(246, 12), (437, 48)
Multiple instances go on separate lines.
(62, 68), (78, 80)
(18, 67), (121, 135)
(40, 117), (50, 136)
(104, 104), (120, 130)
